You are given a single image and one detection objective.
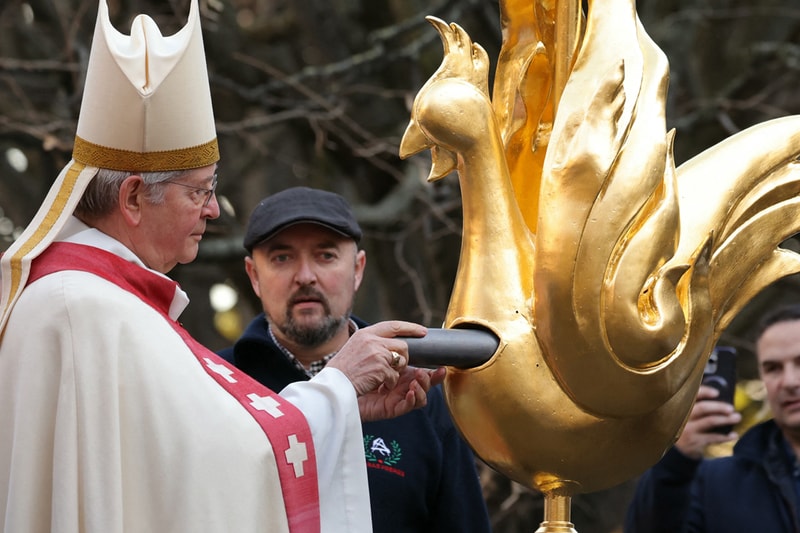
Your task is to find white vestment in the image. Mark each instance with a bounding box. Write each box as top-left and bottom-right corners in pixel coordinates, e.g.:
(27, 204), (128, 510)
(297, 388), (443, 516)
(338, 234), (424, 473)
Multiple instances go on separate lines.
(0, 217), (372, 532)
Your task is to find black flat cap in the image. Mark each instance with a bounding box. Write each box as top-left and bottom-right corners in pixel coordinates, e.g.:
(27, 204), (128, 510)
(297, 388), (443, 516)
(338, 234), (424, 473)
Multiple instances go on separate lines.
(244, 186), (362, 251)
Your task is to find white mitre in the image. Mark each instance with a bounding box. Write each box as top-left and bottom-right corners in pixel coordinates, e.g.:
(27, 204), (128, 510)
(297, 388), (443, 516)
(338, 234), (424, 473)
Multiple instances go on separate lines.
(0, 0), (219, 335)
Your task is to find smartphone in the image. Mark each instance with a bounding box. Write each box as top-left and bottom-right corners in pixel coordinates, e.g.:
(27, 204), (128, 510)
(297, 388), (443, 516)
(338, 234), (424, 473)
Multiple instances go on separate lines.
(700, 346), (737, 434)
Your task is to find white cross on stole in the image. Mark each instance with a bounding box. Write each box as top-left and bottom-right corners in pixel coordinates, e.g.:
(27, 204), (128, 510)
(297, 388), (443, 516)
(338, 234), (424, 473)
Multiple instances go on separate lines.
(285, 434), (308, 477)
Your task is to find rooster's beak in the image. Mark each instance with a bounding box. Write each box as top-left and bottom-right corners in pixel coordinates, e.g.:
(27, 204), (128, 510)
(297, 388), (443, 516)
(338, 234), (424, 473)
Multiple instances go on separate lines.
(399, 119), (430, 159)
(400, 120), (458, 181)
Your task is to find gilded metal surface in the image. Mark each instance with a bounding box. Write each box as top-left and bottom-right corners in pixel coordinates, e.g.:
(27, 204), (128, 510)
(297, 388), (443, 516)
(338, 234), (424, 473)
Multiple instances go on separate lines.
(400, 0), (800, 498)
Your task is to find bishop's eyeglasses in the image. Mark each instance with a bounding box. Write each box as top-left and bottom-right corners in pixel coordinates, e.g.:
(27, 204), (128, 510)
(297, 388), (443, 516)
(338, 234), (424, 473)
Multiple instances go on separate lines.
(163, 174), (218, 207)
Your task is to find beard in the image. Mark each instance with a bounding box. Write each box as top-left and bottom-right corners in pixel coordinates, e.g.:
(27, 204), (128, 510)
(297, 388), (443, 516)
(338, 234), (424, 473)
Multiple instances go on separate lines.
(282, 312), (345, 347)
(273, 286), (349, 348)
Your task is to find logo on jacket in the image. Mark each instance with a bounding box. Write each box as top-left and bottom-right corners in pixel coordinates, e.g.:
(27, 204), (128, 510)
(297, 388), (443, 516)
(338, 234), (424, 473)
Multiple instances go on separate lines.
(363, 435), (405, 477)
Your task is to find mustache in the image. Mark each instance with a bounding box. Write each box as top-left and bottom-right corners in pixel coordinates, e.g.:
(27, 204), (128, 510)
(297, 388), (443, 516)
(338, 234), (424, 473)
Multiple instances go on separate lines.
(288, 286), (330, 310)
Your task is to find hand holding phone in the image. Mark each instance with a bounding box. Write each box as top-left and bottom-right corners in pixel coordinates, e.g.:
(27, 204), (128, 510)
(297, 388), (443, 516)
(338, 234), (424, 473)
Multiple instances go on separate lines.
(700, 346), (737, 434)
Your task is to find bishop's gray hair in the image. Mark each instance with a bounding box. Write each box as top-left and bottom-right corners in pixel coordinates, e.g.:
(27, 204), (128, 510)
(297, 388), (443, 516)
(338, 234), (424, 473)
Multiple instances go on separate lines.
(74, 168), (188, 218)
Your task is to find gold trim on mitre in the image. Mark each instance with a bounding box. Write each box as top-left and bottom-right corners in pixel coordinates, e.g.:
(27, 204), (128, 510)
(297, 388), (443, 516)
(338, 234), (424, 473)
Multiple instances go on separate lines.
(73, 136), (219, 172)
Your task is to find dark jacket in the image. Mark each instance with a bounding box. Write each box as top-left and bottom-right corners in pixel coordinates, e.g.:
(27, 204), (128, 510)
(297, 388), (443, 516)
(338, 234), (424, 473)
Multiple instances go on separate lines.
(219, 313), (491, 533)
(625, 419), (800, 533)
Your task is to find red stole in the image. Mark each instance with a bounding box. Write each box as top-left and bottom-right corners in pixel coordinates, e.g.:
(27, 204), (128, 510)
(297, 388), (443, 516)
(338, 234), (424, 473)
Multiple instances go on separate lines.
(28, 242), (321, 533)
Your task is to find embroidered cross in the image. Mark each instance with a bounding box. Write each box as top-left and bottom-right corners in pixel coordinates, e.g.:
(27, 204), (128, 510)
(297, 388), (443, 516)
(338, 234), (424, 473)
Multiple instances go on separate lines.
(248, 393), (284, 418)
(204, 358), (237, 383)
(285, 434), (308, 477)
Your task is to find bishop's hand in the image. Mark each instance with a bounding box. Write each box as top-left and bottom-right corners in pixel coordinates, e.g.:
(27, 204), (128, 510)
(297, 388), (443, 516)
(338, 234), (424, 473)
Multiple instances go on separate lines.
(326, 320), (446, 421)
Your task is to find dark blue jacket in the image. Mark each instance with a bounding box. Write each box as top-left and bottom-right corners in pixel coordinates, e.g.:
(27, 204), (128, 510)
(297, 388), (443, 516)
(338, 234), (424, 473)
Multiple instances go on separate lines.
(625, 419), (800, 533)
(219, 313), (491, 533)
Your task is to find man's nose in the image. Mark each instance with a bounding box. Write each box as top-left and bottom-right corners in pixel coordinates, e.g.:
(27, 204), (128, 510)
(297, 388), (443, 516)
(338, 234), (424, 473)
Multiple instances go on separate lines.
(203, 193), (221, 219)
(784, 364), (800, 388)
(294, 257), (317, 284)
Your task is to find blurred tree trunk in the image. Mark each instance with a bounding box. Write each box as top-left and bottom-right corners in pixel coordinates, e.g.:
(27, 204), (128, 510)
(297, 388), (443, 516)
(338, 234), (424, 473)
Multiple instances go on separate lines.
(1, 0), (799, 530)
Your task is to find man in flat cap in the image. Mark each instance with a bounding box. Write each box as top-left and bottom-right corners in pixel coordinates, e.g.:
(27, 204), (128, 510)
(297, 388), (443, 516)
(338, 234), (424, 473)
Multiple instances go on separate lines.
(220, 186), (491, 532)
(0, 2), (442, 532)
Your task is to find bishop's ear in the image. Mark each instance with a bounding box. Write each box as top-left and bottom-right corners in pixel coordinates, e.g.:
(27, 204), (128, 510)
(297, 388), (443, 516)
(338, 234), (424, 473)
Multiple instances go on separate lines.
(119, 174), (147, 225)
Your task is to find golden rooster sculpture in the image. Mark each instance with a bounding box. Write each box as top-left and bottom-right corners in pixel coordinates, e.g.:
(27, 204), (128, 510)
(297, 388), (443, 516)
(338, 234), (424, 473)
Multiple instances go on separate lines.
(400, 0), (800, 529)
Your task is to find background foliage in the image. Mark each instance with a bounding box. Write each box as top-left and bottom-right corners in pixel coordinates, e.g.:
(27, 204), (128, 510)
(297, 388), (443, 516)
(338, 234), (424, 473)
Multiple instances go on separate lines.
(1, 0), (799, 530)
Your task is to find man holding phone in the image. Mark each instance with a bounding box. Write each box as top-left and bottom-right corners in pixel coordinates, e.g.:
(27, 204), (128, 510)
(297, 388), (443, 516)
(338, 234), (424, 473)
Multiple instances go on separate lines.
(625, 303), (800, 532)
(699, 346), (738, 435)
